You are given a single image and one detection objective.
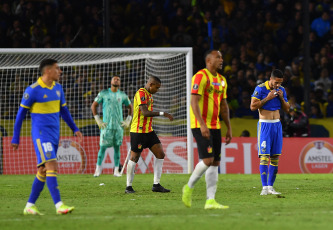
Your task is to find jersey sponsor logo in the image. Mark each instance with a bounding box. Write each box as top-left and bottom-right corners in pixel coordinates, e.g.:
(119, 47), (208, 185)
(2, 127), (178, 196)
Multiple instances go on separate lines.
(212, 82), (221, 86)
(193, 84), (199, 90)
(299, 141), (333, 173)
(56, 90), (61, 97)
(43, 94), (48, 98)
(23, 93), (29, 100)
(254, 91), (259, 96)
(57, 139), (87, 174)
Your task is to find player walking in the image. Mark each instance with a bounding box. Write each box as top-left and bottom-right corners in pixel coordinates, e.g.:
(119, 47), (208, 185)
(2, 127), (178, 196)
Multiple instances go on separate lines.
(92, 76), (132, 177)
(250, 69), (290, 195)
(125, 76), (173, 193)
(11, 59), (83, 215)
(182, 50), (232, 209)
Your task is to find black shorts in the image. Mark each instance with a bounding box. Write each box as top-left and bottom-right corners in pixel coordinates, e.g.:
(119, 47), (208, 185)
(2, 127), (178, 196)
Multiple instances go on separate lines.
(130, 131), (161, 153)
(192, 128), (221, 161)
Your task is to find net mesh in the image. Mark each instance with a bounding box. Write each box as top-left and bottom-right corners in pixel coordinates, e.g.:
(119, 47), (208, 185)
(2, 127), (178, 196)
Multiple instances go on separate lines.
(0, 49), (190, 175)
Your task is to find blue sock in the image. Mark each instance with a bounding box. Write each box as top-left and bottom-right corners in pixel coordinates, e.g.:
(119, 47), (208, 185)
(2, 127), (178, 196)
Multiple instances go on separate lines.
(27, 172), (46, 204)
(268, 165), (278, 186)
(46, 171), (61, 205)
(259, 165), (268, 186)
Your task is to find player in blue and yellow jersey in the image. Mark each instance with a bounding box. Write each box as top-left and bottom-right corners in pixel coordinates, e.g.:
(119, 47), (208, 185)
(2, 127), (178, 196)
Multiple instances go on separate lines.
(182, 50), (232, 210)
(125, 76), (173, 194)
(250, 69), (290, 195)
(11, 59), (83, 215)
(91, 76), (132, 177)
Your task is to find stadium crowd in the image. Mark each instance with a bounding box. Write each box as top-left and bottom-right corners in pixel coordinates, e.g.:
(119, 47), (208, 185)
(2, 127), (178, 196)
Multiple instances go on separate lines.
(0, 0), (333, 126)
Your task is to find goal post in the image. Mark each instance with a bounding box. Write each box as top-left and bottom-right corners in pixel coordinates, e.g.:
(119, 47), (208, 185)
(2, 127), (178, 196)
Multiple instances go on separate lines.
(0, 48), (194, 174)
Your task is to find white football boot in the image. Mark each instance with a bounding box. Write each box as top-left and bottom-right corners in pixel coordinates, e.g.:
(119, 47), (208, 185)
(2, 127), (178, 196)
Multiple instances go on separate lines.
(267, 186), (281, 195)
(113, 166), (121, 177)
(260, 186), (268, 195)
(93, 165), (102, 177)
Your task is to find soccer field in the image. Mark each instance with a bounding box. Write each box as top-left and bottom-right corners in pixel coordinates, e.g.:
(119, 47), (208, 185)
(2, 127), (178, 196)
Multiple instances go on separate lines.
(0, 174), (332, 230)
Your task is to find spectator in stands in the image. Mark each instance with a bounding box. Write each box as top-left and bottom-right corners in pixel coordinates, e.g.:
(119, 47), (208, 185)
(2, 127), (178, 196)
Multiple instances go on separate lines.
(311, 10), (331, 39)
(283, 107), (310, 137)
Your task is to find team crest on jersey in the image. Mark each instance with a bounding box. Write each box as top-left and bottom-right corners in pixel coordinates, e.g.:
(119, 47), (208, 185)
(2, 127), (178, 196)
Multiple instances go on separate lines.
(118, 98), (121, 102)
(141, 96), (146, 102)
(193, 84), (199, 90)
(23, 93), (29, 100)
(221, 81), (225, 87)
(138, 144), (142, 149)
(56, 90), (61, 97)
(254, 91), (259, 96)
(207, 146), (213, 154)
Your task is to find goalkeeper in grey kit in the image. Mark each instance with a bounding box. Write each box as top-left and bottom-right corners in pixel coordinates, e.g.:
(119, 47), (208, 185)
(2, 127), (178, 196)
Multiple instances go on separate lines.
(91, 76), (132, 177)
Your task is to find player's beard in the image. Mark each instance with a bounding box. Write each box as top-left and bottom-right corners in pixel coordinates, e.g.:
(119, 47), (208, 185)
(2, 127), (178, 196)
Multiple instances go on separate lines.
(112, 84), (119, 88)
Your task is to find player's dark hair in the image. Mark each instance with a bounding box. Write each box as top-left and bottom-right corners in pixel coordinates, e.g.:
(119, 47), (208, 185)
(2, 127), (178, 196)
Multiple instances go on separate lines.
(149, 76), (161, 84)
(271, 69), (283, 78)
(39, 59), (58, 74)
(204, 49), (216, 62)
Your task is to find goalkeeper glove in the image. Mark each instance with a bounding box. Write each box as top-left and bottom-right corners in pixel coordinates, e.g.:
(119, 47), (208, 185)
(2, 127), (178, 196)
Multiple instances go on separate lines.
(94, 115), (107, 129)
(121, 115), (132, 128)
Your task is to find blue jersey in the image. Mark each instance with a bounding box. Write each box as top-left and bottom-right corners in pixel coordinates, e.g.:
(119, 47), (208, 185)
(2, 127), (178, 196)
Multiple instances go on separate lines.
(20, 77), (66, 145)
(251, 81), (288, 111)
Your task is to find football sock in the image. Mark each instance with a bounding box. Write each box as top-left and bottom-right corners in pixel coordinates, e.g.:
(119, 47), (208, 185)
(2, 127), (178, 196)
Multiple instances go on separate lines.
(154, 158), (164, 184)
(127, 160), (136, 186)
(260, 165), (268, 186)
(96, 146), (107, 165)
(27, 171), (46, 204)
(268, 158), (279, 186)
(114, 145), (121, 167)
(46, 170), (61, 205)
(205, 166), (218, 200)
(188, 161), (209, 188)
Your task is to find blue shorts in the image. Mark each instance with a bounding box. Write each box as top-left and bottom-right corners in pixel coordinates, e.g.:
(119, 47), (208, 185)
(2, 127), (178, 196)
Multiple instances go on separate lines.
(257, 119), (282, 157)
(32, 137), (58, 167)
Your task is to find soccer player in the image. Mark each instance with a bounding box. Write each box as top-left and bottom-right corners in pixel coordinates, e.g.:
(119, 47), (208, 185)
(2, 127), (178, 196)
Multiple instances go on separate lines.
(125, 76), (173, 193)
(92, 75), (132, 177)
(250, 69), (290, 195)
(11, 59), (83, 215)
(182, 50), (232, 210)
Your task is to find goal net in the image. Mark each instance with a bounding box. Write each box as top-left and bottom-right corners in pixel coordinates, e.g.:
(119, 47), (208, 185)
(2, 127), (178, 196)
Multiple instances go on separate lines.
(0, 48), (193, 175)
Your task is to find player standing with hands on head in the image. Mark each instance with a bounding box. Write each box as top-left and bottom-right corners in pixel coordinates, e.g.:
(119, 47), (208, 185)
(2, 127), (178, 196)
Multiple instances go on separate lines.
(11, 59), (83, 215)
(250, 69), (290, 195)
(125, 76), (173, 194)
(92, 76), (132, 177)
(182, 50), (232, 210)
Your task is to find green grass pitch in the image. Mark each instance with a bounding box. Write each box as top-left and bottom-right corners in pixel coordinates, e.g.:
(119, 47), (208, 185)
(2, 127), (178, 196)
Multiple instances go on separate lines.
(0, 174), (332, 230)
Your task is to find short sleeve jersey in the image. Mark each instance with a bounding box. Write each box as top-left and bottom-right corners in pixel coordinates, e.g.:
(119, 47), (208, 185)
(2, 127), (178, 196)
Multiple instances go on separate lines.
(130, 88), (153, 133)
(251, 81), (288, 111)
(20, 77), (66, 144)
(190, 68), (227, 129)
(94, 89), (131, 129)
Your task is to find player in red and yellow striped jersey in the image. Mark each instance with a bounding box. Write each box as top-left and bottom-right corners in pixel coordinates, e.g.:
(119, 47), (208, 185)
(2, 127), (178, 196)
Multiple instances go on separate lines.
(182, 50), (232, 210)
(126, 76), (173, 194)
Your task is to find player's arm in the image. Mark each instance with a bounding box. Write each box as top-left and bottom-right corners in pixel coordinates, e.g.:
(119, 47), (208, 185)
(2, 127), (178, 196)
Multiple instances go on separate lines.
(220, 98), (232, 144)
(60, 105), (83, 142)
(191, 94), (209, 139)
(139, 104), (173, 121)
(121, 103), (133, 128)
(91, 100), (107, 129)
(11, 106), (29, 150)
(276, 90), (290, 113)
(250, 91), (276, 111)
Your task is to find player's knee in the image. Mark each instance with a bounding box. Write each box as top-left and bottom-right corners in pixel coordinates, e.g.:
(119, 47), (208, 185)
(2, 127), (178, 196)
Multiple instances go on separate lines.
(155, 151), (165, 159)
(270, 156), (279, 167)
(259, 156), (269, 165)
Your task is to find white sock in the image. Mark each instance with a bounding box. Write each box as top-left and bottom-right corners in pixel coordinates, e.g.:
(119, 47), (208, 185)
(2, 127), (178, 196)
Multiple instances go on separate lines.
(154, 158), (164, 184)
(126, 160), (136, 186)
(205, 166), (218, 200)
(188, 161), (209, 188)
(26, 202), (34, 208)
(55, 201), (63, 209)
(114, 166), (119, 174)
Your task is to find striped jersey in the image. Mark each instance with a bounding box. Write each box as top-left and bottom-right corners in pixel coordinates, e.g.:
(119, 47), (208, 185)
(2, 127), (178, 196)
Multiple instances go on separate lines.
(251, 81), (288, 111)
(190, 68), (227, 129)
(94, 88), (131, 129)
(20, 77), (66, 144)
(130, 88), (154, 133)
